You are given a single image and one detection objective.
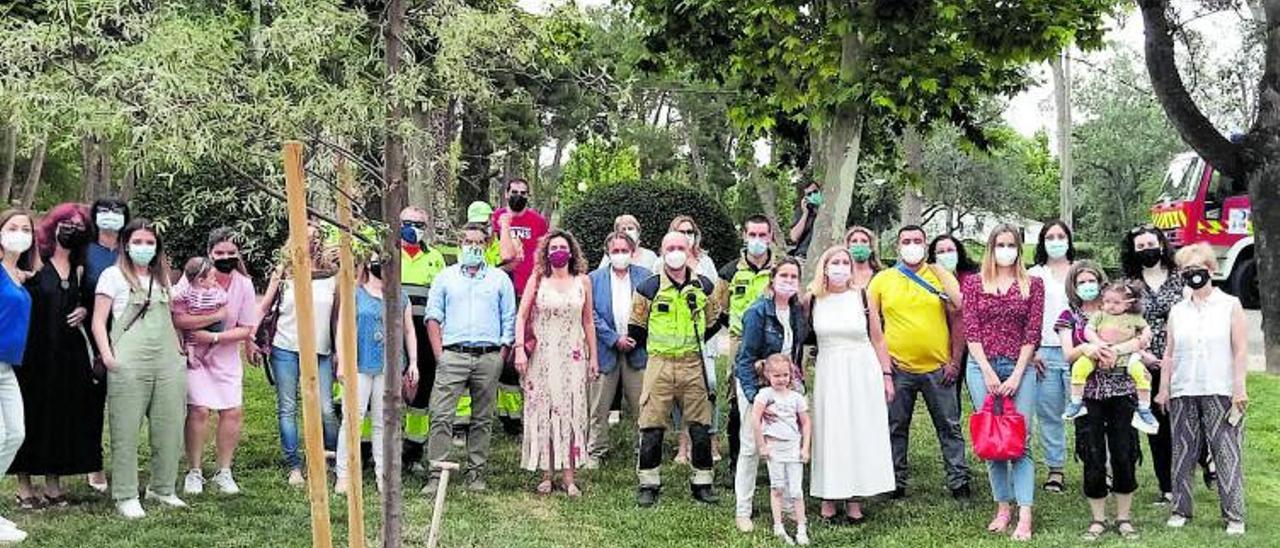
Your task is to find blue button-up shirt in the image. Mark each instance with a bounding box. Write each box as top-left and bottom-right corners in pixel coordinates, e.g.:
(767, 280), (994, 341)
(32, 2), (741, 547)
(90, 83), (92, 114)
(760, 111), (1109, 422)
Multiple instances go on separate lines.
(425, 263), (516, 348)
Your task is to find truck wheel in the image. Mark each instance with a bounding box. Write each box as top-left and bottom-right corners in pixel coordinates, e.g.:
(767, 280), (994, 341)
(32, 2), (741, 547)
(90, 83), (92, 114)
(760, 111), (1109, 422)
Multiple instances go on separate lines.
(1229, 257), (1260, 310)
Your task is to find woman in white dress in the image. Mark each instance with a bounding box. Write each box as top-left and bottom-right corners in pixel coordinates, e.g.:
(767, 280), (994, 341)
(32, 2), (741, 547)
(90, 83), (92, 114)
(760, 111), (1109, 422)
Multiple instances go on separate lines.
(807, 245), (897, 523)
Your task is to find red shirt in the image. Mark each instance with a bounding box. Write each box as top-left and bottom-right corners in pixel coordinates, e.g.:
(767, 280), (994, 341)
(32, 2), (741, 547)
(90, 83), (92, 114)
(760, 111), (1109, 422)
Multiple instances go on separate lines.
(491, 207), (548, 297)
(961, 274), (1044, 361)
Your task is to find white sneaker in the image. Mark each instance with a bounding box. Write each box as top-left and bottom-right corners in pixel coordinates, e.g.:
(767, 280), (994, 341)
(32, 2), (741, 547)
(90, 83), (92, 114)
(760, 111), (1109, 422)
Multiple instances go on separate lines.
(116, 498), (146, 520)
(773, 525), (795, 545)
(287, 469), (305, 487)
(795, 526), (810, 546)
(144, 489), (188, 508)
(211, 469), (240, 495)
(1166, 514), (1188, 528)
(1226, 521), (1245, 536)
(0, 514), (14, 529)
(608, 410), (621, 425)
(0, 523), (28, 543)
(183, 469), (204, 495)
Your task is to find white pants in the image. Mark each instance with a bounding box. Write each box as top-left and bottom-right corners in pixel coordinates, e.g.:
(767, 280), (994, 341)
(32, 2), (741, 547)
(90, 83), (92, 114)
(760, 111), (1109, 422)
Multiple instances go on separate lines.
(336, 372), (386, 484)
(0, 363), (25, 478)
(734, 381), (760, 517)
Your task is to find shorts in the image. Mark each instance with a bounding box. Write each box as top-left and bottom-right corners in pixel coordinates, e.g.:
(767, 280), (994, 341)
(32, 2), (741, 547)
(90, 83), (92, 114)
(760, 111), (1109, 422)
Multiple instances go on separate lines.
(767, 459), (804, 500)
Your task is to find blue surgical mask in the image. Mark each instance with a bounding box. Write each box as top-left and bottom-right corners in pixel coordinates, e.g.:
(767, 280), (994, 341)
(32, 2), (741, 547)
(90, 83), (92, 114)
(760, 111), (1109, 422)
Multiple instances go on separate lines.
(460, 245), (485, 267)
(400, 224), (423, 245)
(128, 244), (156, 266)
(1076, 281), (1100, 302)
(1045, 239), (1070, 259)
(746, 238), (768, 257)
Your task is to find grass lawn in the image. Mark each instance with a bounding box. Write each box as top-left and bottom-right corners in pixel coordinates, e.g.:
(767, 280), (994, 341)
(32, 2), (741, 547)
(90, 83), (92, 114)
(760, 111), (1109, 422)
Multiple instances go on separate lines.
(4, 369), (1277, 547)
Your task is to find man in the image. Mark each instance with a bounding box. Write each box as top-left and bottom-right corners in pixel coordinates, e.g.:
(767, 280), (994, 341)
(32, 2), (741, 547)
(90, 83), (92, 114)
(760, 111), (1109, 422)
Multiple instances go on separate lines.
(787, 181), (822, 258)
(490, 179), (548, 435)
(422, 223), (516, 493)
(715, 215), (777, 471)
(585, 231), (652, 465)
(631, 231), (721, 507)
(399, 207), (448, 468)
(466, 201), (506, 267)
(866, 225), (971, 500)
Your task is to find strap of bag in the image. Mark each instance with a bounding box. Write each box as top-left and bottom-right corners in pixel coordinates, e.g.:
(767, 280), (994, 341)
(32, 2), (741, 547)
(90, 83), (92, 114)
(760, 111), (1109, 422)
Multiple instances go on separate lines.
(896, 263), (949, 303)
(114, 277), (154, 343)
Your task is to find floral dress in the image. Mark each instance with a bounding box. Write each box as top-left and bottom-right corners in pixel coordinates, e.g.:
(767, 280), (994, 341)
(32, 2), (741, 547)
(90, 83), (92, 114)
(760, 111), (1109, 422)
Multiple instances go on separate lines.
(520, 278), (590, 471)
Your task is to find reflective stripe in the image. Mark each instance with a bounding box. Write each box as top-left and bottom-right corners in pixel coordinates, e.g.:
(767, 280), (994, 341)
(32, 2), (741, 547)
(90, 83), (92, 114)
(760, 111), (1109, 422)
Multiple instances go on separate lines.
(691, 468), (714, 485)
(638, 468), (661, 487)
(403, 284), (431, 316)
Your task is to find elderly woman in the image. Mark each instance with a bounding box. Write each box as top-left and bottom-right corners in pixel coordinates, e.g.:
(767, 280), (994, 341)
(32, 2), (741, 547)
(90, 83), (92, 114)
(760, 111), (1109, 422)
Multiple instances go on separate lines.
(598, 214), (659, 269)
(1156, 243), (1249, 536)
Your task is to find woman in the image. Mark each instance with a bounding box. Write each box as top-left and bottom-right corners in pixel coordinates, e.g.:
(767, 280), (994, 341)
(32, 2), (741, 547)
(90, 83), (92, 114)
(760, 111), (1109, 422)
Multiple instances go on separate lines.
(1157, 243), (1249, 536)
(1058, 262), (1143, 540)
(259, 223), (341, 486)
(586, 231), (651, 463)
(0, 209), (34, 542)
(335, 253), (418, 495)
(515, 230), (597, 496)
(82, 196), (128, 493)
(929, 234), (980, 281)
(175, 228), (259, 496)
(731, 258), (810, 532)
(598, 214), (659, 269)
(809, 246), (895, 523)
(844, 226), (881, 288)
(12, 204), (104, 510)
(1027, 221), (1075, 493)
(962, 223), (1044, 540)
(664, 215), (721, 463)
(90, 218), (186, 519)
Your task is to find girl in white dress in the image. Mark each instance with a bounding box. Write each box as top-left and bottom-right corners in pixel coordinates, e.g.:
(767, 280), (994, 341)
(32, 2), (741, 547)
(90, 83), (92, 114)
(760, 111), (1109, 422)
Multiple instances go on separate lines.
(807, 245), (897, 522)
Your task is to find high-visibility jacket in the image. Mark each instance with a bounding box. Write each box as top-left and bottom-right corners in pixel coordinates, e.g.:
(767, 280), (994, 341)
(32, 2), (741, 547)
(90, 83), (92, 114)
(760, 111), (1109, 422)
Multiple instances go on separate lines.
(716, 250), (776, 337)
(402, 246), (446, 317)
(630, 269), (719, 359)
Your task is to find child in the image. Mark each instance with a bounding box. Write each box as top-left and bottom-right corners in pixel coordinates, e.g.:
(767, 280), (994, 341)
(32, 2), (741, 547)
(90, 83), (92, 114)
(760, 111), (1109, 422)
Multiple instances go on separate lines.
(1062, 282), (1160, 434)
(177, 257), (227, 369)
(751, 354), (812, 546)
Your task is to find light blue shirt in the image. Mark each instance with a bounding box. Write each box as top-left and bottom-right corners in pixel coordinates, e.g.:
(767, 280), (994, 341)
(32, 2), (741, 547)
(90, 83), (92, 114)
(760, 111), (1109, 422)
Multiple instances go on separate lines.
(425, 263), (516, 348)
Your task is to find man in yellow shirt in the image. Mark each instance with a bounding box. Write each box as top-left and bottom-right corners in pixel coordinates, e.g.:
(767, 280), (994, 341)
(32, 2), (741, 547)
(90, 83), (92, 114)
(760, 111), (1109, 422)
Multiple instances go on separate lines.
(866, 225), (970, 500)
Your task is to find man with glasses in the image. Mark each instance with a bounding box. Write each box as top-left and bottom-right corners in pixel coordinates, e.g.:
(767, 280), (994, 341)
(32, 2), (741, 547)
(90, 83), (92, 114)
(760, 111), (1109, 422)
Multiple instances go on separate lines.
(788, 182), (822, 258)
(490, 179), (548, 435)
(398, 206), (447, 469)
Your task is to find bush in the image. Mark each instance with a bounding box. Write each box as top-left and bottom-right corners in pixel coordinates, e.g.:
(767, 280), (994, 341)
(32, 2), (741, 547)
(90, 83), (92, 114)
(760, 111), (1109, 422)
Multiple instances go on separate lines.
(560, 180), (739, 267)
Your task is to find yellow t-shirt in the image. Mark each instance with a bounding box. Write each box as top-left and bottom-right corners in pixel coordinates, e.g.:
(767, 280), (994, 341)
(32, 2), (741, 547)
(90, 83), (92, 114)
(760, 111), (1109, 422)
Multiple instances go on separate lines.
(867, 266), (954, 374)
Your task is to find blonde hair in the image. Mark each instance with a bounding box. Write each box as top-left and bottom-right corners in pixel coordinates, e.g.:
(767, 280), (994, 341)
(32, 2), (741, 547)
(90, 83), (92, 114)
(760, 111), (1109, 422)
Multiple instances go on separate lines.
(754, 353), (794, 385)
(668, 215), (704, 257)
(843, 225), (883, 270)
(980, 223), (1031, 298)
(613, 214), (640, 232)
(1175, 242), (1216, 272)
(806, 245), (855, 297)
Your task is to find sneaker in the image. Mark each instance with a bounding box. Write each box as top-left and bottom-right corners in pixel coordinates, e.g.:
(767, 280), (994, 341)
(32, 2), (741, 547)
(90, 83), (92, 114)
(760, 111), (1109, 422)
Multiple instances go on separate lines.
(211, 469), (240, 495)
(183, 469), (204, 495)
(1062, 401), (1088, 420)
(465, 477), (488, 493)
(144, 489), (188, 508)
(608, 410), (621, 425)
(951, 484), (972, 500)
(735, 516), (754, 532)
(1132, 408), (1160, 435)
(773, 524), (795, 545)
(1154, 492), (1172, 506)
(795, 526), (810, 546)
(690, 483), (719, 505)
(0, 514), (15, 529)
(116, 498), (146, 520)
(287, 469), (305, 487)
(0, 523), (27, 543)
(1166, 514), (1188, 528)
(1226, 521), (1245, 536)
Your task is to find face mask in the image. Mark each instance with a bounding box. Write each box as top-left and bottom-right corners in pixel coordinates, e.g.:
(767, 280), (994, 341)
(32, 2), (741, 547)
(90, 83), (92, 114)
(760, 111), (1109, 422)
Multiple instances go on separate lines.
(368, 262), (383, 279)
(805, 191), (823, 207)
(849, 244), (873, 263)
(624, 228), (640, 245)
(1139, 248), (1163, 268)
(1182, 268), (1210, 290)
(773, 278), (799, 298)
(460, 245), (485, 267)
(936, 251), (959, 272)
(128, 244), (157, 266)
(1076, 281), (1100, 301)
(213, 257), (239, 274)
(508, 195), (528, 212)
(400, 224), (423, 245)
(994, 247), (1020, 267)
(746, 238), (768, 257)
(1, 231), (32, 255)
(663, 250), (688, 270)
(96, 212), (125, 232)
(549, 249), (572, 268)
(899, 243), (926, 265)
(826, 264), (851, 285)
(1045, 239), (1070, 259)
(609, 252), (631, 270)
(56, 227), (87, 249)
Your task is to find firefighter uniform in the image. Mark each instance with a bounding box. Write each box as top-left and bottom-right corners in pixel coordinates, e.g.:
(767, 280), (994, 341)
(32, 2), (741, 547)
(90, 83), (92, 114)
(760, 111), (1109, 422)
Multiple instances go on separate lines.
(714, 250), (776, 469)
(401, 245), (447, 464)
(630, 267), (720, 505)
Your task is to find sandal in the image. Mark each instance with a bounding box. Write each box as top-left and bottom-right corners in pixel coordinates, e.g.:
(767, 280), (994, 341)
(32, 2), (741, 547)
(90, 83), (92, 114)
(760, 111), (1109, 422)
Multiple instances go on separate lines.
(535, 480), (553, 495)
(44, 494), (70, 508)
(14, 494), (45, 511)
(564, 483), (582, 497)
(1042, 472), (1065, 493)
(1082, 520), (1108, 541)
(1115, 519), (1139, 540)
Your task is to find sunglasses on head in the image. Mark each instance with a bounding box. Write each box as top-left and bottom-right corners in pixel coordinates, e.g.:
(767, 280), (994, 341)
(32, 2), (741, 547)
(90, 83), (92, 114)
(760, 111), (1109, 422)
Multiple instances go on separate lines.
(1128, 224), (1157, 235)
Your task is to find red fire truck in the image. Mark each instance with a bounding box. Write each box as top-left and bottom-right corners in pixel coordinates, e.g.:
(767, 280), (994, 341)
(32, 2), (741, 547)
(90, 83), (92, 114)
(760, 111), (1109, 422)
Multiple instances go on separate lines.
(1150, 152), (1258, 308)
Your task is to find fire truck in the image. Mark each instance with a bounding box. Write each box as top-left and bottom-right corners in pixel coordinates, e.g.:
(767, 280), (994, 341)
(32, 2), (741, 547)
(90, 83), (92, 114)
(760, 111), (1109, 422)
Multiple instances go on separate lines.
(1150, 152), (1258, 308)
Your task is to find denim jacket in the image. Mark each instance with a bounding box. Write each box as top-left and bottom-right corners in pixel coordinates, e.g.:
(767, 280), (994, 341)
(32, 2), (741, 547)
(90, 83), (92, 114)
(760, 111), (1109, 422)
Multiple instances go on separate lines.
(734, 295), (810, 403)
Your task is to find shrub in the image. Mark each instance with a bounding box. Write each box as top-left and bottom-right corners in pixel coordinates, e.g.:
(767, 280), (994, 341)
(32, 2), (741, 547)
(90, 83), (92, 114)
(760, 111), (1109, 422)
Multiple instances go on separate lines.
(560, 179), (739, 268)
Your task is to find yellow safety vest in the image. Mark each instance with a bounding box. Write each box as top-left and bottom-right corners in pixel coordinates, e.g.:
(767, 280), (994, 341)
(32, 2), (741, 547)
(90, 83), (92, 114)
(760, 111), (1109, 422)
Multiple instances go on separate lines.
(644, 274), (711, 358)
(402, 246), (446, 316)
(725, 253), (775, 336)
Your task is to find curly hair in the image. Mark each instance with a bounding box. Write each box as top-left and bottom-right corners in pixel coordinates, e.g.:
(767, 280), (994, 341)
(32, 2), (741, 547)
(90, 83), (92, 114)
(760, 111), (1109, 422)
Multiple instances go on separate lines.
(36, 202), (89, 262)
(533, 229), (587, 278)
(1120, 226), (1177, 279)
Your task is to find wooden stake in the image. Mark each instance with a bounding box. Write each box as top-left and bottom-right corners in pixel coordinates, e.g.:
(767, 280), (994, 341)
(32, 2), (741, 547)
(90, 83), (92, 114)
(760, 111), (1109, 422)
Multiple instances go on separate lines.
(336, 157), (366, 548)
(283, 141), (333, 548)
(426, 461), (460, 548)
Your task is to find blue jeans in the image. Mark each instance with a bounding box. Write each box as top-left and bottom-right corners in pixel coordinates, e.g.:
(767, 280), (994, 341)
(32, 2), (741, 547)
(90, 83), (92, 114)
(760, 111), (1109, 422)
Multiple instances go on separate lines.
(966, 356), (1037, 507)
(270, 347), (339, 470)
(1034, 346), (1070, 469)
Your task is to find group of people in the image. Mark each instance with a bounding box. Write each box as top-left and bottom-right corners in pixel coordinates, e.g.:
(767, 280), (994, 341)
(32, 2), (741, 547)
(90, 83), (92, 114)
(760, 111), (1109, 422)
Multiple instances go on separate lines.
(0, 176), (1253, 545)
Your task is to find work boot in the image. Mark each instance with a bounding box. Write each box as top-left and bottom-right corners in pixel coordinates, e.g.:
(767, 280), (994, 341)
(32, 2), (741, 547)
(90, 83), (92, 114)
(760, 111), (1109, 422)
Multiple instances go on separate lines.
(691, 483), (719, 505)
(637, 486), (660, 507)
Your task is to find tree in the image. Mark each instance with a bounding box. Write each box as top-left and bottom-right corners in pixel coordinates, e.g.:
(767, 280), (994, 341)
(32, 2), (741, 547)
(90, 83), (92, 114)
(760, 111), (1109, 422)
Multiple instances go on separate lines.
(1135, 0), (1280, 373)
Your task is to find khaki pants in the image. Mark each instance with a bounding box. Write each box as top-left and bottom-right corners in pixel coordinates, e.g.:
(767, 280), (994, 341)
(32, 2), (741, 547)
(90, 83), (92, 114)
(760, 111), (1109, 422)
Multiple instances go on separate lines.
(426, 350), (503, 480)
(587, 353), (643, 457)
(639, 354), (710, 430)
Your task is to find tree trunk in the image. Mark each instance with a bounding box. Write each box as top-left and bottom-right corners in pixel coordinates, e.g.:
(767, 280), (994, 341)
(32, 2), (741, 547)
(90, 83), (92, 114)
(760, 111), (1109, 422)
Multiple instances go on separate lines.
(458, 101), (493, 221)
(119, 162), (138, 202)
(806, 28), (866, 275)
(381, 0), (407, 545)
(428, 99), (458, 240)
(80, 135), (112, 202)
(407, 107), (430, 212)
(1051, 52), (1074, 228)
(20, 140), (47, 209)
(900, 126), (924, 225)
(1, 125), (16, 205)
(1251, 156), (1280, 374)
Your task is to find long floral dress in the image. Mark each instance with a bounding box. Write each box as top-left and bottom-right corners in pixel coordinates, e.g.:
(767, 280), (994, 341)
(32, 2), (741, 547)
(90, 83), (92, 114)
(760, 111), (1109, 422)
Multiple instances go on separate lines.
(521, 278), (590, 472)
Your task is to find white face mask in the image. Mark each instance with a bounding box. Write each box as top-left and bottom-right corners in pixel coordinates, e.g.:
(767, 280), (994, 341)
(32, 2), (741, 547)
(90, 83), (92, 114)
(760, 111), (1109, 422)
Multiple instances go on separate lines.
(663, 250), (688, 270)
(96, 212), (125, 232)
(609, 252), (632, 270)
(624, 228), (640, 245)
(994, 247), (1020, 267)
(826, 264), (851, 284)
(1, 231), (32, 255)
(899, 243), (926, 265)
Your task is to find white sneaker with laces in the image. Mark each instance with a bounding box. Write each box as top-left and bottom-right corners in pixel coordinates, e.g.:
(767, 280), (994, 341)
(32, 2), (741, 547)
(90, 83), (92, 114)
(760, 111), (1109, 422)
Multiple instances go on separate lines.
(1166, 514), (1188, 528)
(0, 523), (28, 543)
(795, 526), (810, 546)
(1226, 521), (1245, 536)
(116, 498), (146, 520)
(144, 489), (188, 508)
(211, 469), (240, 495)
(183, 469), (204, 495)
(288, 469), (305, 487)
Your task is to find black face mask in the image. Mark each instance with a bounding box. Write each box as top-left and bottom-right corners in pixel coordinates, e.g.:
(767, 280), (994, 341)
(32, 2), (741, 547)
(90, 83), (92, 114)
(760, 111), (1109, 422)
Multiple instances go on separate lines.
(508, 195), (528, 212)
(56, 227), (87, 249)
(1182, 268), (1210, 289)
(1138, 248), (1163, 268)
(369, 262), (383, 279)
(213, 257), (239, 274)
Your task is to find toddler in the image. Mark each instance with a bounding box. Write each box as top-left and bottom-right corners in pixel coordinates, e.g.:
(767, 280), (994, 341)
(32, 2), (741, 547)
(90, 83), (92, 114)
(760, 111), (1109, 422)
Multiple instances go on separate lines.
(178, 257), (228, 369)
(1062, 282), (1159, 434)
(751, 354), (812, 546)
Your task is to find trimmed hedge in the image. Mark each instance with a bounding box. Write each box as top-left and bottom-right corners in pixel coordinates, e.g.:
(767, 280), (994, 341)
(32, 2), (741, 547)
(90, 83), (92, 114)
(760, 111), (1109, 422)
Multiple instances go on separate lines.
(560, 180), (739, 267)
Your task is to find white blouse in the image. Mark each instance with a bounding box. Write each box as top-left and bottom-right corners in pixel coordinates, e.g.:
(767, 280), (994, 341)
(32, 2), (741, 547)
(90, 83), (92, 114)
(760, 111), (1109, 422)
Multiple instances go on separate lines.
(1167, 289), (1239, 398)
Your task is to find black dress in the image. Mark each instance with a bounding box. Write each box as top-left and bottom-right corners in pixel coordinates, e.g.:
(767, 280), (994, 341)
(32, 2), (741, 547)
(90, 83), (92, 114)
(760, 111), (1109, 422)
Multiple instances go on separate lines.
(9, 263), (106, 476)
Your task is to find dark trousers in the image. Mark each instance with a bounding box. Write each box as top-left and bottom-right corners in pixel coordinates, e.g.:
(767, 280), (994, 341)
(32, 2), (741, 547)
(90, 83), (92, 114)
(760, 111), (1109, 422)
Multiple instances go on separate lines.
(1075, 396), (1140, 499)
(888, 368), (970, 490)
(402, 316), (437, 465)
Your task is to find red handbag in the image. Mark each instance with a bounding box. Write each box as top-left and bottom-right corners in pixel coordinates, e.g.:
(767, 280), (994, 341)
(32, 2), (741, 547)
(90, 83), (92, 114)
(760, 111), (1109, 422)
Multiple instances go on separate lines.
(969, 394), (1027, 461)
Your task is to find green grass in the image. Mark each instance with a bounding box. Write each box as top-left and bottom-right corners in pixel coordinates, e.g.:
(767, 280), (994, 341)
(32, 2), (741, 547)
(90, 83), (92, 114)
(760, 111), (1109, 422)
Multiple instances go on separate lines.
(5, 371), (1278, 547)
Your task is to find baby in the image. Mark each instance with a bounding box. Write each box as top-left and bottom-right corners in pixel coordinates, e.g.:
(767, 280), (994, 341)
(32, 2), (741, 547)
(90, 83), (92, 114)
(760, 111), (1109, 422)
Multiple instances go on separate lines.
(1063, 282), (1159, 434)
(178, 257), (228, 369)
(751, 354), (812, 546)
